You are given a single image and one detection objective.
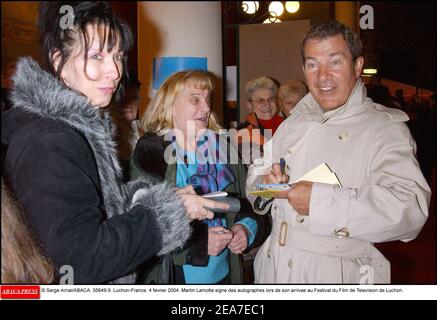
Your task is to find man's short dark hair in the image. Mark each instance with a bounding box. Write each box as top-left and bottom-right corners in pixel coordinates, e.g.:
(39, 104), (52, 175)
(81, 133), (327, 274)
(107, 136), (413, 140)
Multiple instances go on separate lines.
(126, 71), (141, 90)
(301, 20), (363, 64)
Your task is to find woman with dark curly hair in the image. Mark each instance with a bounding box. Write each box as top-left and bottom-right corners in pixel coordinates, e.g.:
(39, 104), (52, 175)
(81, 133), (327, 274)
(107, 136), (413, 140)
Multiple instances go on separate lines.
(1, 1), (227, 284)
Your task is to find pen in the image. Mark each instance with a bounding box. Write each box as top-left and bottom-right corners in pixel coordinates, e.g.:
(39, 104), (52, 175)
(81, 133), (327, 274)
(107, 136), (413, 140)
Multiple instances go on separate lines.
(279, 157), (286, 183)
(280, 158), (286, 175)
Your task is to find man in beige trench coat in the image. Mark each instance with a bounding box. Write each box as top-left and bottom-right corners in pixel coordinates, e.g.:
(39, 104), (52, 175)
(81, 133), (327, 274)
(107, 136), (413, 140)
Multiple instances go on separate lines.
(246, 20), (431, 284)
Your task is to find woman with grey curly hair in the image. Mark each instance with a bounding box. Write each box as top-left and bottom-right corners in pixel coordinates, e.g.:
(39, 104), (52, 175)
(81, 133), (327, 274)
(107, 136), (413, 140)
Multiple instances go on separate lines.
(237, 76), (284, 164)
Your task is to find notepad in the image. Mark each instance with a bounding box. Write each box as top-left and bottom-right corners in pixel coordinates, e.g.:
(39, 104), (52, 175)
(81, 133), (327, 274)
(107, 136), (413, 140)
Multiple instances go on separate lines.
(295, 162), (342, 187)
(250, 162), (342, 199)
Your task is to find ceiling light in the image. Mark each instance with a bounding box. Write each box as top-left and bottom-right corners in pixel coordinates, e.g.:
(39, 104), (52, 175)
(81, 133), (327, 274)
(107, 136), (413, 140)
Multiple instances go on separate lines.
(241, 1), (259, 14)
(285, 2), (300, 13)
(268, 1), (284, 17)
(263, 17), (282, 24)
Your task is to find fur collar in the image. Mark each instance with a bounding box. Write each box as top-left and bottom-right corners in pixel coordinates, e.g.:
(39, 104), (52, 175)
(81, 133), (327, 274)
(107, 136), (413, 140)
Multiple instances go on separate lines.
(293, 79), (408, 122)
(11, 57), (127, 218)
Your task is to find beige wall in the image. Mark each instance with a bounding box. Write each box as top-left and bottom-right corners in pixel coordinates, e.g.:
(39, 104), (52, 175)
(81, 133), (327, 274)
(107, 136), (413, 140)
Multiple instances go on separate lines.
(137, 2), (223, 121)
(239, 20), (312, 121)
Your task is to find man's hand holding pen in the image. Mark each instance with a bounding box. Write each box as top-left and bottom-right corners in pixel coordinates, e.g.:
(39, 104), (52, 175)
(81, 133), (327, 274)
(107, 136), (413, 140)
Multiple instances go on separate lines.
(261, 158), (313, 215)
(261, 159), (290, 185)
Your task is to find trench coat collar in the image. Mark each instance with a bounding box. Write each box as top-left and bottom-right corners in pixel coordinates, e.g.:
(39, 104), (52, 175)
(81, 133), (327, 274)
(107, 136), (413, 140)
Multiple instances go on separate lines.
(293, 78), (371, 122)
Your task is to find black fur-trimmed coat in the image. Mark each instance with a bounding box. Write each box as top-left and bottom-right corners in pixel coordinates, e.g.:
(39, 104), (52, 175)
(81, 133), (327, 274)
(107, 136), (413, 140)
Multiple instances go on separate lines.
(1, 57), (191, 284)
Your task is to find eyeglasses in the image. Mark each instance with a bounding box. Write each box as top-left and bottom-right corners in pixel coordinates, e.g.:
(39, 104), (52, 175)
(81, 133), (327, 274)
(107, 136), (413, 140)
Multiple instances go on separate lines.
(249, 97), (276, 105)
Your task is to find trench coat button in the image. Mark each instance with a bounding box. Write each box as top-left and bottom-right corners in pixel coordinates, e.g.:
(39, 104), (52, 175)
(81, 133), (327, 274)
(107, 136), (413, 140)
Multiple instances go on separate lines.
(296, 215), (305, 223)
(288, 260), (293, 268)
(254, 158), (264, 165)
(267, 250), (271, 259)
(334, 227), (350, 238)
(338, 132), (349, 140)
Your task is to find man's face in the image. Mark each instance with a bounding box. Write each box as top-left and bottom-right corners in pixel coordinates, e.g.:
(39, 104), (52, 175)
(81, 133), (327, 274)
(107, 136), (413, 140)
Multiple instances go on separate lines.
(303, 34), (363, 111)
(121, 87), (140, 122)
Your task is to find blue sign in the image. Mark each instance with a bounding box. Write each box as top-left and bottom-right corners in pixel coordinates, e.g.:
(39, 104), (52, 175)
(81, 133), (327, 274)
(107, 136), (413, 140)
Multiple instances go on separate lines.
(152, 57), (208, 90)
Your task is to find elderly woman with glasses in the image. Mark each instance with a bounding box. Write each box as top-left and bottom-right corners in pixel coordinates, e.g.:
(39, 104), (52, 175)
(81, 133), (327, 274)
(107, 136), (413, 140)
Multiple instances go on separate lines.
(237, 77), (284, 164)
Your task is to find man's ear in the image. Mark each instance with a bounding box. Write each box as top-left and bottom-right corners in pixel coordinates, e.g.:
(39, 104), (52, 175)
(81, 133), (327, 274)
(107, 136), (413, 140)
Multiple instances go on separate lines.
(354, 56), (364, 78)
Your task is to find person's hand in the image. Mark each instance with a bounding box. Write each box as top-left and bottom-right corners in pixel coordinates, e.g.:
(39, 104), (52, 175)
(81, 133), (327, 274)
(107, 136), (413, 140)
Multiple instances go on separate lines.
(228, 224), (250, 254)
(208, 227), (234, 256)
(175, 184), (197, 195)
(176, 185), (230, 221)
(261, 163), (290, 184)
(276, 181), (313, 215)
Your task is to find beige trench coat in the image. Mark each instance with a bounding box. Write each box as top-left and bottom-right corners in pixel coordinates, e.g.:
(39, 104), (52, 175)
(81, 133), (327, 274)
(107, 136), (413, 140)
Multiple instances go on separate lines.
(246, 80), (430, 284)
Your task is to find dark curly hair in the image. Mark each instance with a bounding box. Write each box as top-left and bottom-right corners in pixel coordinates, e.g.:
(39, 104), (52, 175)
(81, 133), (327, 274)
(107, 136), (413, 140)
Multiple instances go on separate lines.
(38, 1), (133, 103)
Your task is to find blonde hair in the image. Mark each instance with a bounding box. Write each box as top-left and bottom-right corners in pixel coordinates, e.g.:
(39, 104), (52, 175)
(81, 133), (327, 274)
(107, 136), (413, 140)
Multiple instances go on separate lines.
(245, 77), (278, 101)
(141, 71), (222, 135)
(1, 180), (55, 284)
(278, 79), (308, 100)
